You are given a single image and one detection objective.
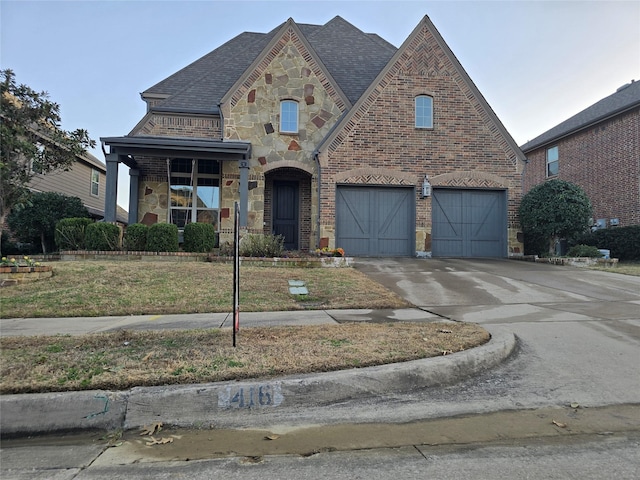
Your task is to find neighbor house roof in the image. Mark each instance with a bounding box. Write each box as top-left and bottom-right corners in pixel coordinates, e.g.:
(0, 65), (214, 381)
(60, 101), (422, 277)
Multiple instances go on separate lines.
(141, 16), (397, 112)
(521, 80), (640, 152)
(78, 151), (106, 172)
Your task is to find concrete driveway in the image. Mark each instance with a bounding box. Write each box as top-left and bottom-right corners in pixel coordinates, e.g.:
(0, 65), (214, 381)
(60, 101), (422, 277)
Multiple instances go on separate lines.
(355, 257), (640, 329)
(355, 257), (640, 411)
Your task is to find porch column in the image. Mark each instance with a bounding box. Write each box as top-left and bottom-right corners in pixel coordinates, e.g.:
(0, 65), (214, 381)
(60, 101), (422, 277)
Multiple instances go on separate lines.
(104, 153), (120, 223)
(239, 158), (249, 227)
(128, 168), (140, 225)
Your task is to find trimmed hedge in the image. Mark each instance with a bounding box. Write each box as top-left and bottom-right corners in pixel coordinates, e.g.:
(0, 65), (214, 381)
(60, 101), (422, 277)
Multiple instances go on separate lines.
(146, 223), (179, 252)
(183, 222), (217, 253)
(124, 223), (148, 251)
(55, 217), (93, 251)
(571, 225), (640, 261)
(85, 222), (121, 251)
(566, 244), (603, 258)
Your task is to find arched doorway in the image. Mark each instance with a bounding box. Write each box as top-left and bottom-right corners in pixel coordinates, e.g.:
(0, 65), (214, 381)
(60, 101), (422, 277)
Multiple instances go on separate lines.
(264, 167), (312, 251)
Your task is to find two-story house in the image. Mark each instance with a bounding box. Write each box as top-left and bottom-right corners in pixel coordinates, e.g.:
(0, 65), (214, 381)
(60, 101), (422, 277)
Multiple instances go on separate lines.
(102, 15), (526, 257)
(521, 80), (640, 228)
(28, 148), (125, 222)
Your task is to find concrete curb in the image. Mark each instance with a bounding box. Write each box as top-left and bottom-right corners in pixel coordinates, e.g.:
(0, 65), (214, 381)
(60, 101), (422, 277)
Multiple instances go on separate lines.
(0, 330), (516, 436)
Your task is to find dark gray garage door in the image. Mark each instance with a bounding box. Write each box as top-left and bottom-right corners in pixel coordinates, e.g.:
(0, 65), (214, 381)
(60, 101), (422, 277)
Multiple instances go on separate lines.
(336, 186), (414, 256)
(432, 189), (507, 257)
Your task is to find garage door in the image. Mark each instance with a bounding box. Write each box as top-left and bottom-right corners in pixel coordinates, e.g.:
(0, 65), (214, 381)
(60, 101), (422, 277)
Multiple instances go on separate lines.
(336, 186), (414, 256)
(432, 189), (507, 257)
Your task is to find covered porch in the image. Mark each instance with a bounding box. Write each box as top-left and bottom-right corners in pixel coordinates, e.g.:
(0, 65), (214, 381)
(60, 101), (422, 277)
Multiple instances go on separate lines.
(100, 136), (252, 234)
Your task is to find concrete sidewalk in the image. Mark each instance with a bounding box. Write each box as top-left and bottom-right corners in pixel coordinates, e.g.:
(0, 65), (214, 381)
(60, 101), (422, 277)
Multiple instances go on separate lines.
(0, 308), (444, 336)
(0, 309), (516, 436)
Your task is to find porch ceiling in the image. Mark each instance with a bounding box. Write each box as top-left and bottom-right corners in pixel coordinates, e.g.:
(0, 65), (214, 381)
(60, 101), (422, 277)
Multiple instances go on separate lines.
(101, 135), (251, 161)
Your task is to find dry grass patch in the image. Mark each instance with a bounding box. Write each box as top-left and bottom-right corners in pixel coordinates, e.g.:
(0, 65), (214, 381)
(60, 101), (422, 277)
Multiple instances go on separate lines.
(0, 261), (410, 318)
(0, 322), (489, 394)
(589, 262), (640, 277)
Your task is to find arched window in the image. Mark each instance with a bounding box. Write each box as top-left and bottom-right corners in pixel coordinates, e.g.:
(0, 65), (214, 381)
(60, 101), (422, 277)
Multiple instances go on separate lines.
(415, 95), (433, 129)
(280, 100), (298, 133)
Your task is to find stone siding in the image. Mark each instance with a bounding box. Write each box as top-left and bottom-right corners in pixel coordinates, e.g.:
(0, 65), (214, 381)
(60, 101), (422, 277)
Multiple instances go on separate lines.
(125, 20), (526, 256)
(218, 25), (345, 247)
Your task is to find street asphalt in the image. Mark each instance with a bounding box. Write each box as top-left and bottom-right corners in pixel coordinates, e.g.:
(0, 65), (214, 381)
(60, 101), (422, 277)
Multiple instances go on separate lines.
(1, 257), (639, 438)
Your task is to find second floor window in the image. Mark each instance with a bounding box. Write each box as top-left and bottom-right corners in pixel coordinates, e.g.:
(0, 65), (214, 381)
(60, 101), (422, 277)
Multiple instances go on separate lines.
(280, 100), (298, 133)
(547, 146), (559, 177)
(91, 169), (100, 196)
(415, 95), (433, 129)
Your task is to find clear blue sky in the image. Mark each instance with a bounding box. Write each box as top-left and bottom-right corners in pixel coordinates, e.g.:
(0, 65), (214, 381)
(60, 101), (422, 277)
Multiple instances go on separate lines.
(2, 0), (639, 209)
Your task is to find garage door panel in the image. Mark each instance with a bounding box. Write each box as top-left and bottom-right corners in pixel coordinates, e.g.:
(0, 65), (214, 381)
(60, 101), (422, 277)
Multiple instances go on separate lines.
(471, 239), (502, 257)
(377, 190), (411, 236)
(432, 189), (506, 258)
(432, 191), (462, 239)
(337, 186), (414, 257)
(337, 188), (370, 236)
(336, 189), (372, 254)
(435, 238), (464, 257)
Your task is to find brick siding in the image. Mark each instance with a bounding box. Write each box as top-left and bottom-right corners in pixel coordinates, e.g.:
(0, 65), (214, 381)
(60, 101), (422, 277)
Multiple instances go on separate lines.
(320, 24), (524, 253)
(135, 114), (222, 138)
(125, 20), (525, 255)
(523, 107), (640, 226)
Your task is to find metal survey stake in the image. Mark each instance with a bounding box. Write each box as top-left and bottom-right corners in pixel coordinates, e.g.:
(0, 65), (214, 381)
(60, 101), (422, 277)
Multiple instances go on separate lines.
(233, 202), (240, 347)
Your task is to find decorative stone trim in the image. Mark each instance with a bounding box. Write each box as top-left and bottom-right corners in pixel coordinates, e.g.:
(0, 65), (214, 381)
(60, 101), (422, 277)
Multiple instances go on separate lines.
(335, 168), (416, 185)
(0, 266), (53, 287)
(59, 251), (210, 262)
(430, 171), (508, 188)
(56, 251), (353, 268)
(512, 256), (619, 268)
(263, 160), (315, 175)
(209, 256), (354, 268)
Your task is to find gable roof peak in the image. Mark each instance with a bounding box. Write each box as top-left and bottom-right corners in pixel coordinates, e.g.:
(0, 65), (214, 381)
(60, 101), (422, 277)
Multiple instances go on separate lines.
(318, 14), (526, 165)
(324, 15), (350, 25)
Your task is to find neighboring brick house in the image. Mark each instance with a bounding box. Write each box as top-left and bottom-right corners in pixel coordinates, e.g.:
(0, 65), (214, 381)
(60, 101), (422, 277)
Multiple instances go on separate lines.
(521, 80), (640, 228)
(102, 15), (526, 257)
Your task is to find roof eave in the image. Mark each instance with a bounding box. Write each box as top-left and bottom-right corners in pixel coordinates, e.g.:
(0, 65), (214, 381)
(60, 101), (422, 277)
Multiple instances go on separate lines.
(521, 101), (640, 152)
(100, 135), (251, 159)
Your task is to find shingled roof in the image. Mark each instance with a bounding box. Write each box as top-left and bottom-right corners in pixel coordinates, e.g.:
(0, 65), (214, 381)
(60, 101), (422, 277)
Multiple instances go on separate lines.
(142, 16), (397, 112)
(521, 80), (640, 152)
(144, 30), (278, 112)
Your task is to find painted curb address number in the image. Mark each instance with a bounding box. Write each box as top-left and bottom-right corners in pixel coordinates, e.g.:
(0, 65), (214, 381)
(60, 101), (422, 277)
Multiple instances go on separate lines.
(218, 384), (283, 409)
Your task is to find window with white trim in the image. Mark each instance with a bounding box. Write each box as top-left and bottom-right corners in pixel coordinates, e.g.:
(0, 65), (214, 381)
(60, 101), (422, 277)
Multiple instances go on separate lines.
(169, 159), (220, 230)
(415, 95), (433, 129)
(547, 146), (559, 177)
(91, 169), (100, 196)
(280, 100), (298, 133)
